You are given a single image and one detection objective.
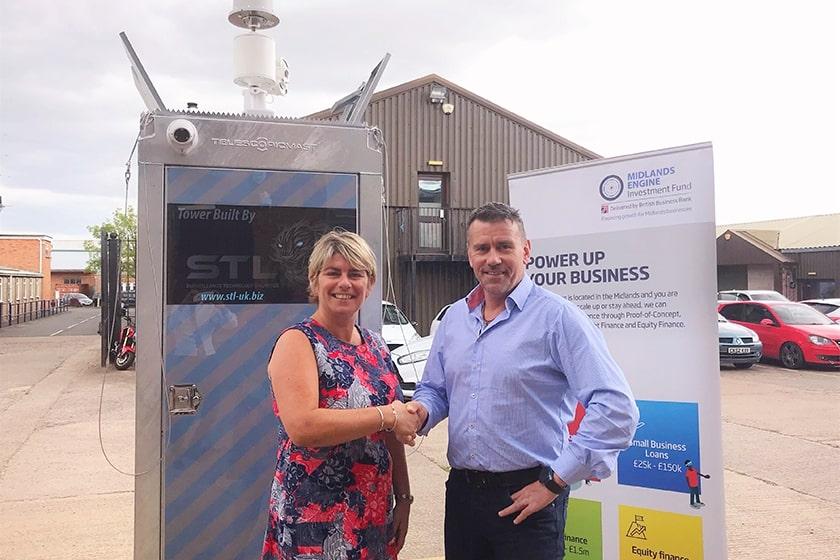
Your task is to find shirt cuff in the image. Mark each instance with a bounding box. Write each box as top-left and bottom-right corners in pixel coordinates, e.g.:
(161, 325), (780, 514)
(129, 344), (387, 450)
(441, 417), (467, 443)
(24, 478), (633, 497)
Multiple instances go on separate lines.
(413, 397), (442, 436)
(551, 452), (592, 487)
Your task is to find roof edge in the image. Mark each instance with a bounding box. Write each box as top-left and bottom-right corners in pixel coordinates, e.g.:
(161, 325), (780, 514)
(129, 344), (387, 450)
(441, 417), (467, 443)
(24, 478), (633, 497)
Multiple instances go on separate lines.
(718, 229), (796, 263)
(307, 74), (600, 159)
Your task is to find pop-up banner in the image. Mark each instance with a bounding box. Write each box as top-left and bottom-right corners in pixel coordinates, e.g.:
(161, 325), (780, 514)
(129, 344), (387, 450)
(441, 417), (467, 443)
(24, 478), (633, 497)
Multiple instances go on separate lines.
(509, 143), (723, 560)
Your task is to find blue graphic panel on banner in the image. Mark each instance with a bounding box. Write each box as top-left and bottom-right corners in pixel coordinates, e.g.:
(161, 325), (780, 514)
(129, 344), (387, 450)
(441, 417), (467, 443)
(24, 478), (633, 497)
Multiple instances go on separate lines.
(618, 400), (700, 493)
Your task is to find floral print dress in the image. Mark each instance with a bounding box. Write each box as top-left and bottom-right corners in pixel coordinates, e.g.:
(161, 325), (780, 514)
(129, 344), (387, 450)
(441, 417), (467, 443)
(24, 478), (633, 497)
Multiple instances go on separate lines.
(262, 319), (402, 560)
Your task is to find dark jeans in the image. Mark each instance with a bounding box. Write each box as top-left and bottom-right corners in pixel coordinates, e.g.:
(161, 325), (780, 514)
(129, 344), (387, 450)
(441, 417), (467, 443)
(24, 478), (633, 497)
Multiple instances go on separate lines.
(445, 468), (570, 560)
(689, 486), (701, 505)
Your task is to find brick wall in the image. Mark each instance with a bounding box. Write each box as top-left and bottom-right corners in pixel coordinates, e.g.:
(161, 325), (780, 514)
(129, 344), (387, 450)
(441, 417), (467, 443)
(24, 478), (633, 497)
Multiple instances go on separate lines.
(0, 237), (53, 299)
(53, 270), (100, 297)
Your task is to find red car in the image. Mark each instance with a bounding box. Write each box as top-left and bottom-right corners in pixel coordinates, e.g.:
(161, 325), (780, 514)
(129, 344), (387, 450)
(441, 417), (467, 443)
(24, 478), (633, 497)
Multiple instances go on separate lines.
(718, 301), (840, 369)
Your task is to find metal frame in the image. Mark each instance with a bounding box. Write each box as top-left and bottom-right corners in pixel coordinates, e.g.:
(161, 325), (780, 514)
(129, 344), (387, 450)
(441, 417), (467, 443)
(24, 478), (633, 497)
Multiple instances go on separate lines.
(135, 111), (383, 559)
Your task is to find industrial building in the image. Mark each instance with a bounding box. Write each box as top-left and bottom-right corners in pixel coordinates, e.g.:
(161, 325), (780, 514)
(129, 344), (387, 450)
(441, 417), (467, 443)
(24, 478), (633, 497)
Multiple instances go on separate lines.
(716, 213), (840, 299)
(311, 74), (599, 331)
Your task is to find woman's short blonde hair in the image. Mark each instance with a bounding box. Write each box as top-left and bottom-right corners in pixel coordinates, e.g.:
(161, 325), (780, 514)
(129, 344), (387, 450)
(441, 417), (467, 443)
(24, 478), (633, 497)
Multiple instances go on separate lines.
(308, 230), (377, 302)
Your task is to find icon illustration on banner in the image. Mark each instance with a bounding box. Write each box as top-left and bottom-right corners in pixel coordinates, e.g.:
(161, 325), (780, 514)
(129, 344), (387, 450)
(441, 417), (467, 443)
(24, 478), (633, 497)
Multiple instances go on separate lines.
(626, 515), (647, 539)
(619, 506), (704, 560)
(684, 459), (712, 509)
(599, 174), (624, 201)
(618, 400), (707, 505)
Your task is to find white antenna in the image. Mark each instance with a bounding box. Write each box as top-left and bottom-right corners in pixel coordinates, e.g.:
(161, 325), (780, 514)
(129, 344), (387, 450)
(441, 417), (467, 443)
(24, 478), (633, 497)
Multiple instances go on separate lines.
(230, 0), (288, 117)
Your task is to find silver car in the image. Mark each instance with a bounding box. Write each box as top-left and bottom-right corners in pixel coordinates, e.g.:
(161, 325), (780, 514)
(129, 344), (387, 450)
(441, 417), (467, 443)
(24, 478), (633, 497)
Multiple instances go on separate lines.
(718, 313), (763, 368)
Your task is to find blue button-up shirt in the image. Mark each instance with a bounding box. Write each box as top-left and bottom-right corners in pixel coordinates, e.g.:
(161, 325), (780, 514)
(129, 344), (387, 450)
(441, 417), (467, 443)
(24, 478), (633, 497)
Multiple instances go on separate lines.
(414, 274), (639, 484)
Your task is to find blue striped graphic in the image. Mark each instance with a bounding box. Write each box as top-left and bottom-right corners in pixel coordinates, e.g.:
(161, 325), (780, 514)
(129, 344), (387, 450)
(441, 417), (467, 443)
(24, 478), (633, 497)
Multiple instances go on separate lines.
(163, 305), (310, 559)
(163, 166), (359, 559)
(166, 167), (357, 208)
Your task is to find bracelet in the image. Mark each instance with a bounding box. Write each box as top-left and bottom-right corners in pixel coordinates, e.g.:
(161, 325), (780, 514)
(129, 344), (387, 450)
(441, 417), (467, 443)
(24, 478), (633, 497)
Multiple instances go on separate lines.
(385, 403), (398, 432)
(394, 493), (414, 504)
(375, 406), (385, 432)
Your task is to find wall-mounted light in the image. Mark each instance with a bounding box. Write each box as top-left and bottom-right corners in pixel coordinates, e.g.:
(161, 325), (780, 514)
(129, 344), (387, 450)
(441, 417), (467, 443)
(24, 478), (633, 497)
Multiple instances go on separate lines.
(427, 160), (444, 166)
(723, 233), (731, 240)
(807, 271), (817, 276)
(429, 84), (447, 104)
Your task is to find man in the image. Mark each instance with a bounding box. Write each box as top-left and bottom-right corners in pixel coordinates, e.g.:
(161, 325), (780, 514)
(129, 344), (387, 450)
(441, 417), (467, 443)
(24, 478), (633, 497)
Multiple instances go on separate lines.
(407, 202), (638, 560)
(684, 459), (710, 508)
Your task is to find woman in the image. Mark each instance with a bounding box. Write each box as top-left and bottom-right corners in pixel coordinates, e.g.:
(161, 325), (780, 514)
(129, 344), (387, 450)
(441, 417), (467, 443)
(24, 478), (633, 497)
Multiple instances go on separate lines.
(262, 230), (416, 560)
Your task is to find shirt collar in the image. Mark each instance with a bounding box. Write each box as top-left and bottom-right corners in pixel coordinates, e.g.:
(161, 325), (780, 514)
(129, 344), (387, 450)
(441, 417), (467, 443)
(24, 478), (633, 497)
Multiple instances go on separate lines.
(465, 273), (534, 312)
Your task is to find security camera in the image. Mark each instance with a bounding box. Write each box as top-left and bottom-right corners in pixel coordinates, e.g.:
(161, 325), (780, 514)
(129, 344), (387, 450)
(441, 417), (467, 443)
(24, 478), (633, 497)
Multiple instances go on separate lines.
(166, 119), (198, 154)
(441, 102), (455, 115)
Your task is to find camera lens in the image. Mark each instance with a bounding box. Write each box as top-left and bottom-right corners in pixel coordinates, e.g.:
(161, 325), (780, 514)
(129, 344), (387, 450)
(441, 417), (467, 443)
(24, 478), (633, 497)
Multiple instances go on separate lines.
(173, 128), (191, 143)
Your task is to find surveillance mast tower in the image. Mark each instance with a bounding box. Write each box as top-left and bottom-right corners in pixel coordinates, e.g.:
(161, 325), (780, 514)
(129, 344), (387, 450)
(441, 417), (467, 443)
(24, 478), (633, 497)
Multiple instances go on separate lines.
(229, 0), (289, 117)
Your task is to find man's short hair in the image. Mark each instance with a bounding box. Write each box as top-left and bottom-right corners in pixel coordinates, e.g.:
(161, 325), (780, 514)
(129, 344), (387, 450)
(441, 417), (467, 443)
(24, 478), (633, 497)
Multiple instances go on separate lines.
(467, 202), (527, 239)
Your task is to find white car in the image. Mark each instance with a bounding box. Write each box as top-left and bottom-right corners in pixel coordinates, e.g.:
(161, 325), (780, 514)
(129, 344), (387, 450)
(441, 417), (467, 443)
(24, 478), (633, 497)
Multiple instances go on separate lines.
(429, 303), (452, 338)
(381, 301), (421, 352)
(717, 290), (789, 302)
(390, 335), (433, 399)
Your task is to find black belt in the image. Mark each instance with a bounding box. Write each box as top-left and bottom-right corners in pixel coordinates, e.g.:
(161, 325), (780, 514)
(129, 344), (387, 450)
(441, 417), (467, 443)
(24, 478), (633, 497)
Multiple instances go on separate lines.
(451, 466), (542, 488)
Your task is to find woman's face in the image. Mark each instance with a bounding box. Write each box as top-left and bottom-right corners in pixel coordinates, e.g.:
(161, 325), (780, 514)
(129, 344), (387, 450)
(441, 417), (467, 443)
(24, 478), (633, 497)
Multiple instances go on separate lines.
(314, 253), (372, 316)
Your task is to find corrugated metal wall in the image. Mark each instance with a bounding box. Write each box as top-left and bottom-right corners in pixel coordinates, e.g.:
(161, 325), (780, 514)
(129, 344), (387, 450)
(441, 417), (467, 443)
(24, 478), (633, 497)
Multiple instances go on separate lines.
(381, 261), (475, 335)
(367, 82), (592, 209)
(791, 250), (840, 280)
(364, 79), (595, 329)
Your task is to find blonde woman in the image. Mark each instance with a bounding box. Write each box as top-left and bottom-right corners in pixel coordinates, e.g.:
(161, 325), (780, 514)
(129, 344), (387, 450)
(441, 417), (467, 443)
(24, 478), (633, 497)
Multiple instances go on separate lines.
(262, 230), (418, 560)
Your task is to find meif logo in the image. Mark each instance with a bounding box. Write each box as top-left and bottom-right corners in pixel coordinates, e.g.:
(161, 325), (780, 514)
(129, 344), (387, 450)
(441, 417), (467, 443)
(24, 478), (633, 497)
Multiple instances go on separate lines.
(599, 175), (624, 201)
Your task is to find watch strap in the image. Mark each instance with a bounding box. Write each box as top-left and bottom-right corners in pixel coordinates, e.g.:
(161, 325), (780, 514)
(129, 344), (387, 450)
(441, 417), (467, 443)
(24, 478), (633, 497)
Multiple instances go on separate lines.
(395, 493), (414, 504)
(540, 467), (566, 494)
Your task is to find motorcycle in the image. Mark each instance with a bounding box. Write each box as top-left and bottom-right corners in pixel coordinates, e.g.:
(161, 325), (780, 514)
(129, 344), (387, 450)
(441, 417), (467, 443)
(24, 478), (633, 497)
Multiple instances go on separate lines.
(112, 311), (136, 370)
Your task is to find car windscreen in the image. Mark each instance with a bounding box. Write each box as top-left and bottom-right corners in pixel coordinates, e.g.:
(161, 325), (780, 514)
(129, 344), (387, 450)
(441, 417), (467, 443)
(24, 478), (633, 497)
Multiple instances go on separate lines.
(804, 302), (839, 314)
(772, 304), (834, 325)
(752, 292), (788, 301)
(382, 304), (409, 325)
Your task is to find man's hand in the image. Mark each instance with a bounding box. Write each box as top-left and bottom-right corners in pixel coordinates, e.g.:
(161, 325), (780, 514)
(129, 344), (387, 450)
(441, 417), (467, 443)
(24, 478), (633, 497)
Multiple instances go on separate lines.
(497, 480), (559, 524)
(397, 401), (428, 445)
(391, 401), (421, 446)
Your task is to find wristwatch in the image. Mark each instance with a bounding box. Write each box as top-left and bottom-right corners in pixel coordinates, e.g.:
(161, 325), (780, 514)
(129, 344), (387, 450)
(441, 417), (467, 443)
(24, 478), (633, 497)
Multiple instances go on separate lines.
(394, 493), (414, 504)
(539, 466), (567, 494)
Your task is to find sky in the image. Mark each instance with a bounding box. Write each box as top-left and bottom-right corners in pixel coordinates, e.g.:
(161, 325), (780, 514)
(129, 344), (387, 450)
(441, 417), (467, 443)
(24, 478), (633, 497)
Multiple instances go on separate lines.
(1, 0), (838, 245)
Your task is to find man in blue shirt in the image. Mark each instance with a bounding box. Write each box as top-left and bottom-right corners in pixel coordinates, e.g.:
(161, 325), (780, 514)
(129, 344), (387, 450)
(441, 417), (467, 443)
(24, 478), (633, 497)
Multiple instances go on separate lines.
(408, 202), (638, 560)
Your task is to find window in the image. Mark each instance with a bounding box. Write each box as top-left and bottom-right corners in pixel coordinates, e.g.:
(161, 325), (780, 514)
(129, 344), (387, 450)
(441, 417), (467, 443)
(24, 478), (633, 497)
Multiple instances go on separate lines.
(772, 304), (832, 326)
(418, 174), (446, 251)
(805, 302), (838, 314)
(743, 304), (774, 325)
(720, 304), (745, 322)
(382, 303), (409, 326)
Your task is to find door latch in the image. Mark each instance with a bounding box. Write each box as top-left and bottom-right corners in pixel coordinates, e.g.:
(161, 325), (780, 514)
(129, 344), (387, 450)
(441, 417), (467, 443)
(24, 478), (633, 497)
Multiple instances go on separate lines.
(168, 384), (202, 415)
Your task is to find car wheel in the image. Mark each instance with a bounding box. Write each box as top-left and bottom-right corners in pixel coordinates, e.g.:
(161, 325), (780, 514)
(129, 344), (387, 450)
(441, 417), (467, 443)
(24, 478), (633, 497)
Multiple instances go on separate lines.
(733, 362), (754, 369)
(779, 343), (804, 369)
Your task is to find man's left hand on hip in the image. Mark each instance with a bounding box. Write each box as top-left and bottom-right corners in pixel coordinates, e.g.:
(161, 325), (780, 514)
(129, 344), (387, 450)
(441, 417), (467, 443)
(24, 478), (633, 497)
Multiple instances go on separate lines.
(497, 480), (559, 525)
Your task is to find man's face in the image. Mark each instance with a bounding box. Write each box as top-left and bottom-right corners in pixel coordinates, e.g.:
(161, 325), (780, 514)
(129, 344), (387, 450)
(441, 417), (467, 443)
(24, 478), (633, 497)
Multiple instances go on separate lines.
(467, 218), (531, 302)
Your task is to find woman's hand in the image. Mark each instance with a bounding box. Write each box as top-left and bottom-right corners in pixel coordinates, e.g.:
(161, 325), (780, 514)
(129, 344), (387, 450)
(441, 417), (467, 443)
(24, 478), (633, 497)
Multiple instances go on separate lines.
(390, 401), (422, 445)
(391, 498), (411, 552)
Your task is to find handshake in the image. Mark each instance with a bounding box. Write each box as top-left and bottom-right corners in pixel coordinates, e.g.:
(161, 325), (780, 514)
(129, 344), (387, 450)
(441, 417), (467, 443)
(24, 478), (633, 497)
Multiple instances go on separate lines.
(389, 401), (428, 446)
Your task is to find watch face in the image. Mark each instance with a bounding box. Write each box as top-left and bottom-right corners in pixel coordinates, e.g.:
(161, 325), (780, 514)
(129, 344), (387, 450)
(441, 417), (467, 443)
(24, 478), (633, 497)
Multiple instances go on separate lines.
(540, 467), (553, 484)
